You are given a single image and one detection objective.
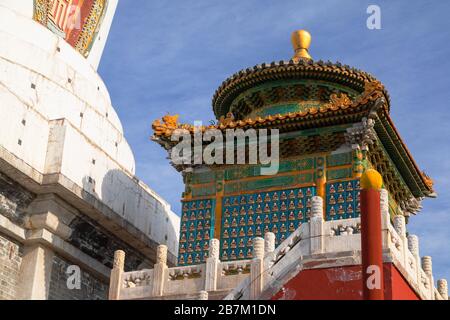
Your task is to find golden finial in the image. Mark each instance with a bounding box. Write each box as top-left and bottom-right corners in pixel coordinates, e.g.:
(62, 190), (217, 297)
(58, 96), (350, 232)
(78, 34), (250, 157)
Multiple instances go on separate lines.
(361, 169), (383, 190)
(291, 29), (312, 62)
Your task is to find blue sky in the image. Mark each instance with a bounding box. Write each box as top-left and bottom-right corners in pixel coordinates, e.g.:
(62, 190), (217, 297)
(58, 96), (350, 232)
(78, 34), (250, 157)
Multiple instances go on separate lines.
(99, 0), (450, 282)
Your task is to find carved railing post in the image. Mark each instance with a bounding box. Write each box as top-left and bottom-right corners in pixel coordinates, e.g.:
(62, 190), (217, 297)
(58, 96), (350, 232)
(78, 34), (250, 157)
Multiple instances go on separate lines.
(393, 215), (406, 237)
(263, 232), (275, 270)
(421, 256), (434, 299)
(199, 290), (209, 300)
(205, 239), (220, 292)
(253, 237), (265, 259)
(264, 232), (275, 254)
(437, 279), (448, 300)
(422, 256), (432, 276)
(250, 237), (265, 300)
(380, 189), (389, 228)
(109, 250), (125, 300)
(408, 235), (420, 257)
(393, 215), (407, 265)
(380, 189), (391, 250)
(152, 245), (168, 297)
(310, 196), (324, 254)
(408, 235), (421, 284)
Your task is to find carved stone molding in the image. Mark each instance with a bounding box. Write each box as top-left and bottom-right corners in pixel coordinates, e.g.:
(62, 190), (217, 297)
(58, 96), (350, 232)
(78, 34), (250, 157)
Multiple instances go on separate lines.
(344, 117), (377, 151)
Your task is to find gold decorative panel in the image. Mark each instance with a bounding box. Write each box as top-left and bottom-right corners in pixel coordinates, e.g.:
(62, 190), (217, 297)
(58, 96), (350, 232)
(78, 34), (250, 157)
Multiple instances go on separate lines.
(33, 0), (108, 57)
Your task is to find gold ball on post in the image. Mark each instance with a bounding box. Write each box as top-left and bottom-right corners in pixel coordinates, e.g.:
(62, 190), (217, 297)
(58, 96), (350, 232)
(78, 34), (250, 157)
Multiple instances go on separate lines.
(361, 169), (383, 190)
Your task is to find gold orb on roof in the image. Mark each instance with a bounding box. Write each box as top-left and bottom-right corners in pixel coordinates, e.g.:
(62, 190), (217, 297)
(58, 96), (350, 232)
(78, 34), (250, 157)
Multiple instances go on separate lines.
(291, 29), (312, 61)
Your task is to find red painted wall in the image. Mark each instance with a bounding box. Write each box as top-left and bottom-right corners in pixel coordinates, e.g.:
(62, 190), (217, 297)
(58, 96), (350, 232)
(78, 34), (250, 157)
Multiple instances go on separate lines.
(272, 263), (420, 300)
(386, 264), (420, 300)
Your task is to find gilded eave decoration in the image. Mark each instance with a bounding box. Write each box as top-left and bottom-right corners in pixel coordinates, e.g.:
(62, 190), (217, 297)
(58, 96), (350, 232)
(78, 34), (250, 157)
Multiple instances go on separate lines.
(151, 80), (385, 139)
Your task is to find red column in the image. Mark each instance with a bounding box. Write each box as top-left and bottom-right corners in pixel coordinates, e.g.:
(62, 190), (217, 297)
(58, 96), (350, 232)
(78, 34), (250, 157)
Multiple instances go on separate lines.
(360, 169), (384, 300)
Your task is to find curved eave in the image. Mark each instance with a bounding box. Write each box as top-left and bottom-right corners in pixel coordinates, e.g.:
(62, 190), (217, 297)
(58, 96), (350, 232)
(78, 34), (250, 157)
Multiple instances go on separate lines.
(152, 102), (373, 147)
(375, 111), (434, 197)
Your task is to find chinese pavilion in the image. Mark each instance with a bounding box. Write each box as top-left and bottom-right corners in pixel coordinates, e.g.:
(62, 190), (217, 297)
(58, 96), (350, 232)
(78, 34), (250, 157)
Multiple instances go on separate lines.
(109, 30), (447, 300)
(151, 30), (434, 266)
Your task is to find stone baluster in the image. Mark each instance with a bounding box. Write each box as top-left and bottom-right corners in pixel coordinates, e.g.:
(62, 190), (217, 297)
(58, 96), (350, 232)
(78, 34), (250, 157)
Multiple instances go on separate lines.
(263, 232), (275, 270)
(407, 235), (421, 285)
(379, 189), (391, 250)
(393, 215), (407, 266)
(380, 189), (389, 229)
(421, 256), (434, 299)
(393, 215), (406, 237)
(253, 237), (265, 260)
(198, 290), (209, 300)
(310, 196), (324, 254)
(250, 237), (265, 300)
(408, 235), (420, 258)
(109, 250), (125, 300)
(205, 239), (220, 292)
(264, 232), (275, 254)
(422, 256), (432, 277)
(437, 279), (448, 300)
(152, 245), (168, 297)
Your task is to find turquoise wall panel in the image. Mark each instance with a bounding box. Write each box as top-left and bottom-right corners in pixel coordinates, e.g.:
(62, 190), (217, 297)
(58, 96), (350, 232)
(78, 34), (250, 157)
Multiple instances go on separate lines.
(326, 179), (361, 220)
(178, 199), (215, 266)
(220, 186), (316, 262)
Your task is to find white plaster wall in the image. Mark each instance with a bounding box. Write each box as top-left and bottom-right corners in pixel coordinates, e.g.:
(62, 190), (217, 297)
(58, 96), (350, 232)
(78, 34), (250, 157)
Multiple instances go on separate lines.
(55, 120), (178, 254)
(0, 3), (180, 256)
(0, 83), (49, 173)
(0, 0), (33, 18)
